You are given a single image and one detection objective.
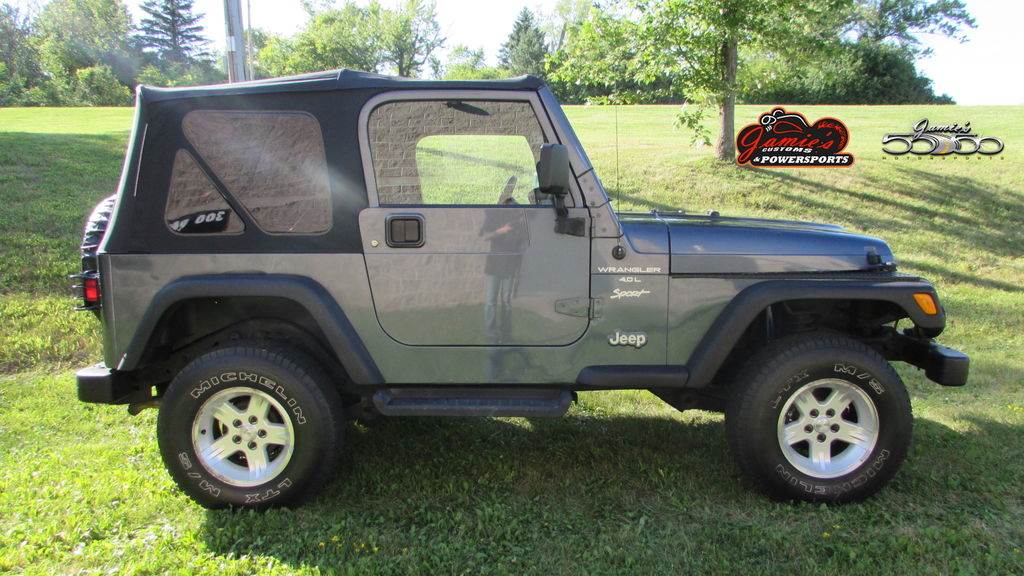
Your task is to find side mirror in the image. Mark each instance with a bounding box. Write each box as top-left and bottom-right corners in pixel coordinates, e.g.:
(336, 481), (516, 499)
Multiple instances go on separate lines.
(536, 143), (585, 237)
(536, 143), (570, 196)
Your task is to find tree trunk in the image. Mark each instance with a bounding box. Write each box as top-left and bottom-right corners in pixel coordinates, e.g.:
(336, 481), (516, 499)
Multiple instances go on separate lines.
(715, 35), (738, 162)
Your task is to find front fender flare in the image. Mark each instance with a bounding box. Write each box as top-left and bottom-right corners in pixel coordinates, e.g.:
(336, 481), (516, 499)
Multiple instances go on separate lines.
(118, 274), (383, 385)
(685, 279), (945, 388)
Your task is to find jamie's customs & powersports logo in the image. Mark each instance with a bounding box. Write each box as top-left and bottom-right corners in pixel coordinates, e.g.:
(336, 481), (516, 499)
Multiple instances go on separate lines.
(882, 119), (1004, 158)
(736, 107), (854, 167)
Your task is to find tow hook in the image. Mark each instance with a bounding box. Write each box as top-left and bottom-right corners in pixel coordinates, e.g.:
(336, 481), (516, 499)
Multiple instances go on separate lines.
(128, 400), (160, 415)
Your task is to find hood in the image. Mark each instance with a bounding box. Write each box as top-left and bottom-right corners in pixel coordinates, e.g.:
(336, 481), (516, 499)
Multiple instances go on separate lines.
(618, 212), (895, 274)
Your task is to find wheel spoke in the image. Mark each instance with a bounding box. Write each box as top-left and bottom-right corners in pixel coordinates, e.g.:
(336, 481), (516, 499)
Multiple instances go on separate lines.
(834, 422), (874, 448)
(212, 401), (244, 427)
(809, 439), (831, 469)
(826, 387), (852, 413)
(782, 420), (812, 446)
(246, 394), (271, 421)
(794, 391), (819, 417)
(263, 423), (290, 446)
(247, 446), (268, 475)
(201, 435), (238, 462)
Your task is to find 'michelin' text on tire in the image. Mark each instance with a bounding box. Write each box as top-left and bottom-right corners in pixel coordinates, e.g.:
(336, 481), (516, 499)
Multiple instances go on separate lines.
(157, 346), (344, 509)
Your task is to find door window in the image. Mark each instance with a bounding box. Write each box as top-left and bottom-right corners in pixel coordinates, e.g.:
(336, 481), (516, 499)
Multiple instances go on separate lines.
(367, 100), (549, 206)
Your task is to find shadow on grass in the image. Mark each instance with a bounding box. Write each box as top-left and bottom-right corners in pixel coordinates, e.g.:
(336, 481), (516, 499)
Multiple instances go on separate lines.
(899, 257), (1022, 293)
(199, 408), (1024, 572)
(609, 164), (1020, 295)
(608, 162), (1022, 263)
(199, 412), (724, 567)
(745, 165), (1023, 259)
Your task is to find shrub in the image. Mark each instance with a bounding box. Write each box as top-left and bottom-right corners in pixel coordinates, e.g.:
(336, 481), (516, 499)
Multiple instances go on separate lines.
(739, 42), (953, 105)
(71, 65), (133, 106)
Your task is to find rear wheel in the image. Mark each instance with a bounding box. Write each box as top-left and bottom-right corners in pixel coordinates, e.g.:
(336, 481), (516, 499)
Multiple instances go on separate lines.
(726, 332), (912, 503)
(157, 346), (343, 508)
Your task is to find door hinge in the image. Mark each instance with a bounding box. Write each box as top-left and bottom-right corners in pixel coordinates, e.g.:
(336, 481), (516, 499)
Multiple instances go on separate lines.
(555, 297), (602, 318)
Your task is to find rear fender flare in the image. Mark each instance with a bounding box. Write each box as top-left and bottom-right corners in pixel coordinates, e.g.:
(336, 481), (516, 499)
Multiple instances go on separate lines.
(119, 274), (383, 385)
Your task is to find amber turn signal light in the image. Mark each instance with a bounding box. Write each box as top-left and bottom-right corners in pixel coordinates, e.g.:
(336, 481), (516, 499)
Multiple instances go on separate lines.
(913, 292), (939, 316)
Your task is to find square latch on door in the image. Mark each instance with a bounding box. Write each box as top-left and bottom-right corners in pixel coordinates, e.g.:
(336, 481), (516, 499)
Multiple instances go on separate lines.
(385, 215), (424, 247)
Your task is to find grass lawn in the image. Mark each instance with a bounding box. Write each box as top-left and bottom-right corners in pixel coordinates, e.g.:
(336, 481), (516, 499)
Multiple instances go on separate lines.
(1, 104), (1022, 574)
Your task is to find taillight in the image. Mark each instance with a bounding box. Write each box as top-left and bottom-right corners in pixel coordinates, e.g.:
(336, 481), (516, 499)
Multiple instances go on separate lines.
(72, 272), (101, 311)
(83, 277), (100, 305)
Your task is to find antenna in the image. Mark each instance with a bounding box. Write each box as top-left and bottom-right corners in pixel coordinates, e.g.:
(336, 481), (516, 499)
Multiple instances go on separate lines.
(614, 104), (620, 212)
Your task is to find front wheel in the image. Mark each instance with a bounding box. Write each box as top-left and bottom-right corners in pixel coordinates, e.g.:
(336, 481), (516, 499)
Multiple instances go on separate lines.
(726, 332), (912, 503)
(157, 346), (344, 509)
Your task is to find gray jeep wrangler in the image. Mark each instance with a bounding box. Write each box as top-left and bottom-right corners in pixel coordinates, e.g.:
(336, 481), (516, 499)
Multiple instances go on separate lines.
(75, 70), (968, 508)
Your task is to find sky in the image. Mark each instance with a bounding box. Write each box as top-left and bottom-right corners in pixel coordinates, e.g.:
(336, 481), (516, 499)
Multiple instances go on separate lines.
(912, 0), (1023, 104)
(11, 0), (1024, 105)
(127, 0), (549, 68)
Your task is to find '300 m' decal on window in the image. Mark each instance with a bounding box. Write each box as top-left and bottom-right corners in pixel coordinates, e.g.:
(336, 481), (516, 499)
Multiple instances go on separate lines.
(168, 210), (232, 234)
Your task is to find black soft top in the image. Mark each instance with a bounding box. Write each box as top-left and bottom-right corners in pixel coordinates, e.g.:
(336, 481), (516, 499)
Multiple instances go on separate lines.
(140, 69), (545, 102)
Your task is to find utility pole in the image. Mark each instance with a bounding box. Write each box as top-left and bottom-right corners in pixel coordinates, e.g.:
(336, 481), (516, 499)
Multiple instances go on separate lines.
(223, 0), (248, 82)
(245, 0), (254, 79)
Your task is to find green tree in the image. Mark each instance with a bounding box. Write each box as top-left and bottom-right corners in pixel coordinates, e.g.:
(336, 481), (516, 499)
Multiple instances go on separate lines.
(627, 0), (845, 160)
(738, 41), (953, 105)
(731, 0), (972, 106)
(548, 8), (682, 105)
(499, 8), (547, 77)
(34, 0), (138, 87)
(256, 0), (443, 78)
(0, 61), (20, 104)
(0, 3), (44, 104)
(299, 0), (335, 17)
(137, 59), (224, 87)
(541, 0), (592, 52)
(137, 0), (209, 65)
(246, 28), (276, 79)
(844, 0), (975, 53)
(441, 45), (506, 80)
(378, 0), (444, 77)
(256, 3), (381, 77)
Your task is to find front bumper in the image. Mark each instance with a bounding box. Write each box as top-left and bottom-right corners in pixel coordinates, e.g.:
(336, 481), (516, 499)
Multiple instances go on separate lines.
(76, 363), (147, 404)
(902, 341), (970, 387)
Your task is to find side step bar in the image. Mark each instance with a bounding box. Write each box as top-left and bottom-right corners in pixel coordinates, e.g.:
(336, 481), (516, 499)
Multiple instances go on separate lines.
(372, 388), (574, 417)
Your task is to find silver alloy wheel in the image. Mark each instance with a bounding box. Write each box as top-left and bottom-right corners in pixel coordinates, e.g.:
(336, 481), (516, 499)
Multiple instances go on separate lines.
(776, 378), (879, 479)
(191, 387), (295, 488)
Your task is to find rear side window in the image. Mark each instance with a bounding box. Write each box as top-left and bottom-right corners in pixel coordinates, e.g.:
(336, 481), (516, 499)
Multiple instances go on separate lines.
(182, 110), (332, 234)
(164, 150), (244, 235)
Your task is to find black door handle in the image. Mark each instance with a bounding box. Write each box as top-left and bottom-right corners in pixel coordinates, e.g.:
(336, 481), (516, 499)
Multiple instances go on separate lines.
(385, 214), (424, 248)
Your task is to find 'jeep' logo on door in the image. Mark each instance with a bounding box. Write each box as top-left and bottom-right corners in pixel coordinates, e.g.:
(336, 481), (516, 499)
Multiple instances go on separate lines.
(608, 330), (647, 348)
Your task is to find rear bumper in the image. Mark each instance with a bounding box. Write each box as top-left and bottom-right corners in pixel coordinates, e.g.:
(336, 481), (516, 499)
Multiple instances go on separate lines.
(902, 341), (970, 387)
(76, 363), (146, 404)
